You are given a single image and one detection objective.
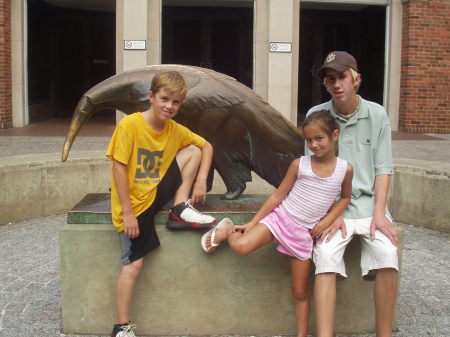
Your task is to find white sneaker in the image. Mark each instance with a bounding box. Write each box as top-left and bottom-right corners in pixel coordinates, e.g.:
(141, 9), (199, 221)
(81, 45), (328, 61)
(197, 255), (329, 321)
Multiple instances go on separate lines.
(180, 200), (216, 224)
(112, 323), (136, 337)
(166, 200), (216, 230)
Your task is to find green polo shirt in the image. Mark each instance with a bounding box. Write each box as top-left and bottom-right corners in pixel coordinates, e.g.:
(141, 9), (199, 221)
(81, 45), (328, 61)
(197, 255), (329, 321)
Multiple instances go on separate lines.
(306, 97), (393, 219)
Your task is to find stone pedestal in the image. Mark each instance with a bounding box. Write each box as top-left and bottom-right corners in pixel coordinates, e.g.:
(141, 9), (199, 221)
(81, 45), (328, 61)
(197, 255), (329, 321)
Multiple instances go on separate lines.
(60, 193), (402, 336)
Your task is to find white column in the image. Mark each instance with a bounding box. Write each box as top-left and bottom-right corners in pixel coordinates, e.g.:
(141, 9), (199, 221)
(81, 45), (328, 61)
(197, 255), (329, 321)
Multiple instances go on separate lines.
(115, 0), (150, 121)
(254, 0), (270, 100)
(12, 0), (27, 127)
(147, 0), (162, 65)
(385, 0), (402, 131)
(116, 0), (149, 73)
(267, 0), (299, 126)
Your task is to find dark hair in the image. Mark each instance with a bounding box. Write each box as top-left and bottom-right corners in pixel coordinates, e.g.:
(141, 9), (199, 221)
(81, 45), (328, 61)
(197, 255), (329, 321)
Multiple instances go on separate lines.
(302, 109), (340, 136)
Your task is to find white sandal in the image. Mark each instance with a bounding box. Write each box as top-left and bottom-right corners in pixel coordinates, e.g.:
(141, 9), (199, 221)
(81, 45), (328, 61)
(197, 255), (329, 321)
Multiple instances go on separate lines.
(200, 218), (233, 253)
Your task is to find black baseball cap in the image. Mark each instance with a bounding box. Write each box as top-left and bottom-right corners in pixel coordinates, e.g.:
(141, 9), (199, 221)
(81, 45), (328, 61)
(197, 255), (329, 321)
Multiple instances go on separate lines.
(317, 51), (358, 78)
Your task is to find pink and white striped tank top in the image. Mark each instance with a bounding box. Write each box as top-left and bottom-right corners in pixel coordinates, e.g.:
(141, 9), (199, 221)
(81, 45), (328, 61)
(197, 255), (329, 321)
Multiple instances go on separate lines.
(282, 155), (348, 229)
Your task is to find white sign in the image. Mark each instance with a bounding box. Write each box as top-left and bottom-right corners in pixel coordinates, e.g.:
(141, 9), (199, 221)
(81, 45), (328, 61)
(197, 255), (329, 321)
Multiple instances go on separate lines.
(124, 40), (147, 50)
(269, 42), (292, 53)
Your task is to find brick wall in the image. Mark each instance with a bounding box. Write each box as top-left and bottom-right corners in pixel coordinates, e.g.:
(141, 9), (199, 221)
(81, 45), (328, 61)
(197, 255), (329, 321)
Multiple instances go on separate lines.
(0, 0), (11, 129)
(400, 0), (450, 133)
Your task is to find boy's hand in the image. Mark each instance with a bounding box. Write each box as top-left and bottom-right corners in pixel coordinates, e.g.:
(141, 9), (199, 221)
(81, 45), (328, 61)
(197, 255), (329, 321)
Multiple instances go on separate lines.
(371, 212), (398, 246)
(123, 213), (139, 239)
(191, 180), (207, 204)
(318, 216), (347, 243)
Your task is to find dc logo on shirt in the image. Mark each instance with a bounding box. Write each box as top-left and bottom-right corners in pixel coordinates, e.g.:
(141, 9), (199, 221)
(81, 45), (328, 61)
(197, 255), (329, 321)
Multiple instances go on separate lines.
(135, 148), (163, 179)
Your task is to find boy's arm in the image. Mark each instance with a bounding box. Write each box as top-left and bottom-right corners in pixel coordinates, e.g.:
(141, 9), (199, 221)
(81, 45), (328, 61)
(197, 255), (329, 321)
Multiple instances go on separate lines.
(312, 163), (353, 241)
(371, 174), (398, 245)
(191, 141), (214, 204)
(112, 159), (139, 238)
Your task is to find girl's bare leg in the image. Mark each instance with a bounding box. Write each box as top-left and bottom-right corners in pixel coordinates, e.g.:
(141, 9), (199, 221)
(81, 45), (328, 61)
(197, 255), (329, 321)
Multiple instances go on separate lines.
(291, 258), (312, 337)
(206, 222), (273, 255)
(228, 223), (274, 256)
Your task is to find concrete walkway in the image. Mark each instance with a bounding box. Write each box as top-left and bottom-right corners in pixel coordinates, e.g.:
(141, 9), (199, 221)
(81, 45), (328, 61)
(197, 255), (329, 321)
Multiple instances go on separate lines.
(1, 132), (450, 163)
(0, 120), (449, 336)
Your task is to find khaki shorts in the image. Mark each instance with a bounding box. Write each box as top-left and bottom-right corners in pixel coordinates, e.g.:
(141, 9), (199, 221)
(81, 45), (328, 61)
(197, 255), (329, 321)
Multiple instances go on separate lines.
(313, 217), (398, 280)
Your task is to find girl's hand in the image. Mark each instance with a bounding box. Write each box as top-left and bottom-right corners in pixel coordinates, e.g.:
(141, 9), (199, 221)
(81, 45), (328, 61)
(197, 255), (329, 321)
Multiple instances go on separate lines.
(232, 222), (254, 233)
(310, 219), (329, 239)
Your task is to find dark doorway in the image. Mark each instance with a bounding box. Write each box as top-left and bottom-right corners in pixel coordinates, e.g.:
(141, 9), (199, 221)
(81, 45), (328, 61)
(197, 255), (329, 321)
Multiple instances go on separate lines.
(162, 6), (253, 88)
(27, 0), (116, 122)
(298, 6), (386, 123)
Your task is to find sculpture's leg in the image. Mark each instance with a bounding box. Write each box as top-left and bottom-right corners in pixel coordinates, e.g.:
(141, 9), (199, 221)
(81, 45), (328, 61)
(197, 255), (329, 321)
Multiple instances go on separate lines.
(214, 150), (250, 200)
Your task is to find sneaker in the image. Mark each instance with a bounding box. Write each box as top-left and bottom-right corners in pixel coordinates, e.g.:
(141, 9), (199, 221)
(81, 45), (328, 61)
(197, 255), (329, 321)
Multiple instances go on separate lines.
(166, 200), (216, 230)
(111, 323), (136, 337)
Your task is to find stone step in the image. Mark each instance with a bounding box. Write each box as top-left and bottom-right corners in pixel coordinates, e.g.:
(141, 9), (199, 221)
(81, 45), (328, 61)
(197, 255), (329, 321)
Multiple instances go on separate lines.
(67, 193), (268, 225)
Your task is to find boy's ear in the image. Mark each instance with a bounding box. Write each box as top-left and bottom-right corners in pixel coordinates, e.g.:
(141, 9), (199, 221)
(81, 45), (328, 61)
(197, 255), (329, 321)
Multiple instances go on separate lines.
(149, 91), (154, 103)
(354, 74), (362, 87)
(332, 129), (339, 141)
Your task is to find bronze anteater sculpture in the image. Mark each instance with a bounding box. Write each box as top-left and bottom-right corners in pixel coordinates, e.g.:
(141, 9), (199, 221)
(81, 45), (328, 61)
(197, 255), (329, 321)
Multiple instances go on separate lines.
(62, 65), (304, 199)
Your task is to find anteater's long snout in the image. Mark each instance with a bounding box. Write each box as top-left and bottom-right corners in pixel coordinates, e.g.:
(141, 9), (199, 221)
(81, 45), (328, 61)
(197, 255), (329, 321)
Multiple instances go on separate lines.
(61, 96), (93, 162)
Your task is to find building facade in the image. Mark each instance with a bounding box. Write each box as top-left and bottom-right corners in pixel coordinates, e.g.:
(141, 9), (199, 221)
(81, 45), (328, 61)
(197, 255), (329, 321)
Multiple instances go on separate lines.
(1, 0), (449, 133)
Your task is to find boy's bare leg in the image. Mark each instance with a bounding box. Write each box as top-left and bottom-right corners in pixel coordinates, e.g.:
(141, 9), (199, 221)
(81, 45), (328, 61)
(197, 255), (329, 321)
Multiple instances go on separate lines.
(291, 258), (311, 337)
(115, 258), (144, 323)
(375, 268), (398, 337)
(174, 145), (201, 205)
(314, 272), (337, 337)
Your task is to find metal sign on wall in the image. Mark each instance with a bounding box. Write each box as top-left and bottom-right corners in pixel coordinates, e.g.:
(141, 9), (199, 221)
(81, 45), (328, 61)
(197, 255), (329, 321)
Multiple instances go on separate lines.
(124, 40), (147, 50)
(269, 42), (292, 53)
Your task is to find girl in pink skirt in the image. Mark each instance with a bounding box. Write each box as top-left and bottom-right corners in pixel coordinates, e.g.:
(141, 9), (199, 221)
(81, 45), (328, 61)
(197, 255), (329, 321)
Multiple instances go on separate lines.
(201, 109), (353, 337)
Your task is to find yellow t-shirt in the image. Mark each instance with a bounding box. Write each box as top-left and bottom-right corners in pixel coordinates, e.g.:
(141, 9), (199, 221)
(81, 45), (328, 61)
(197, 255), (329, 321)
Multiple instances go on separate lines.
(106, 112), (206, 231)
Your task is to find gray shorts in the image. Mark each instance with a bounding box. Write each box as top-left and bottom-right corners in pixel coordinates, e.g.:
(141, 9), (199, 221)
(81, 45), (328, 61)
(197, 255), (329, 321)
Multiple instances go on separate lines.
(313, 216), (399, 280)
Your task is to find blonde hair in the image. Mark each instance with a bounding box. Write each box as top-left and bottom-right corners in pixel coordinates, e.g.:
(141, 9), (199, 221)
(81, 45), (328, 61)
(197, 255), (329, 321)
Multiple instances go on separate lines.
(150, 71), (188, 100)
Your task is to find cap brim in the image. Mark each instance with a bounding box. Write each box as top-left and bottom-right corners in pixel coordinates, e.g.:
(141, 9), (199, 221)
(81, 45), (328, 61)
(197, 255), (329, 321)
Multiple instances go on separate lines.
(317, 64), (351, 78)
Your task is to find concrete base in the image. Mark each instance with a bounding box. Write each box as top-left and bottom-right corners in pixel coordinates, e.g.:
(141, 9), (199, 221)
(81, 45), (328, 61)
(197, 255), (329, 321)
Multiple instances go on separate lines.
(390, 159), (450, 232)
(0, 151), (110, 225)
(60, 194), (403, 336)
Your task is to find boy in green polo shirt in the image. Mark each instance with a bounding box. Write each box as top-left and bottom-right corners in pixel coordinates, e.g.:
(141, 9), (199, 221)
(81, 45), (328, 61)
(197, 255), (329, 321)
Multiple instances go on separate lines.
(306, 51), (398, 337)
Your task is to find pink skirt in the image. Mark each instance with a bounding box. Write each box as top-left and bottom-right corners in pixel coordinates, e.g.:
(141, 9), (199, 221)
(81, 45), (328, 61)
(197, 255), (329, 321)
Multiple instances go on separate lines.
(260, 204), (313, 260)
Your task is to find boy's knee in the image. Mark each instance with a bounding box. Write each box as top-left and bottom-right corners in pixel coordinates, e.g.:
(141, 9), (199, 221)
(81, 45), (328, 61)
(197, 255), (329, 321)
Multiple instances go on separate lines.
(124, 259), (144, 279)
(179, 144), (201, 159)
(315, 244), (337, 263)
(177, 145), (201, 171)
(373, 241), (398, 265)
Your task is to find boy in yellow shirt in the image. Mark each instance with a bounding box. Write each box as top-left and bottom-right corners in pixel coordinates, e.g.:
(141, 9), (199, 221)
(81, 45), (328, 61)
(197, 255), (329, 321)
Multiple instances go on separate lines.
(106, 70), (215, 337)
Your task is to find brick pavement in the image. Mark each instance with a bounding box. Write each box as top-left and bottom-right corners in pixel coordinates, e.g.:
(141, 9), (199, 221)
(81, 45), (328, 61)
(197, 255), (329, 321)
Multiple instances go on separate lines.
(0, 214), (449, 337)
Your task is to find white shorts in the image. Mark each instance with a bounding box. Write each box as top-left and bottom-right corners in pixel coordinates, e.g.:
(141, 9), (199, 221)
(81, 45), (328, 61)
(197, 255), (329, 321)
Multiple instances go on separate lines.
(313, 217), (398, 280)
